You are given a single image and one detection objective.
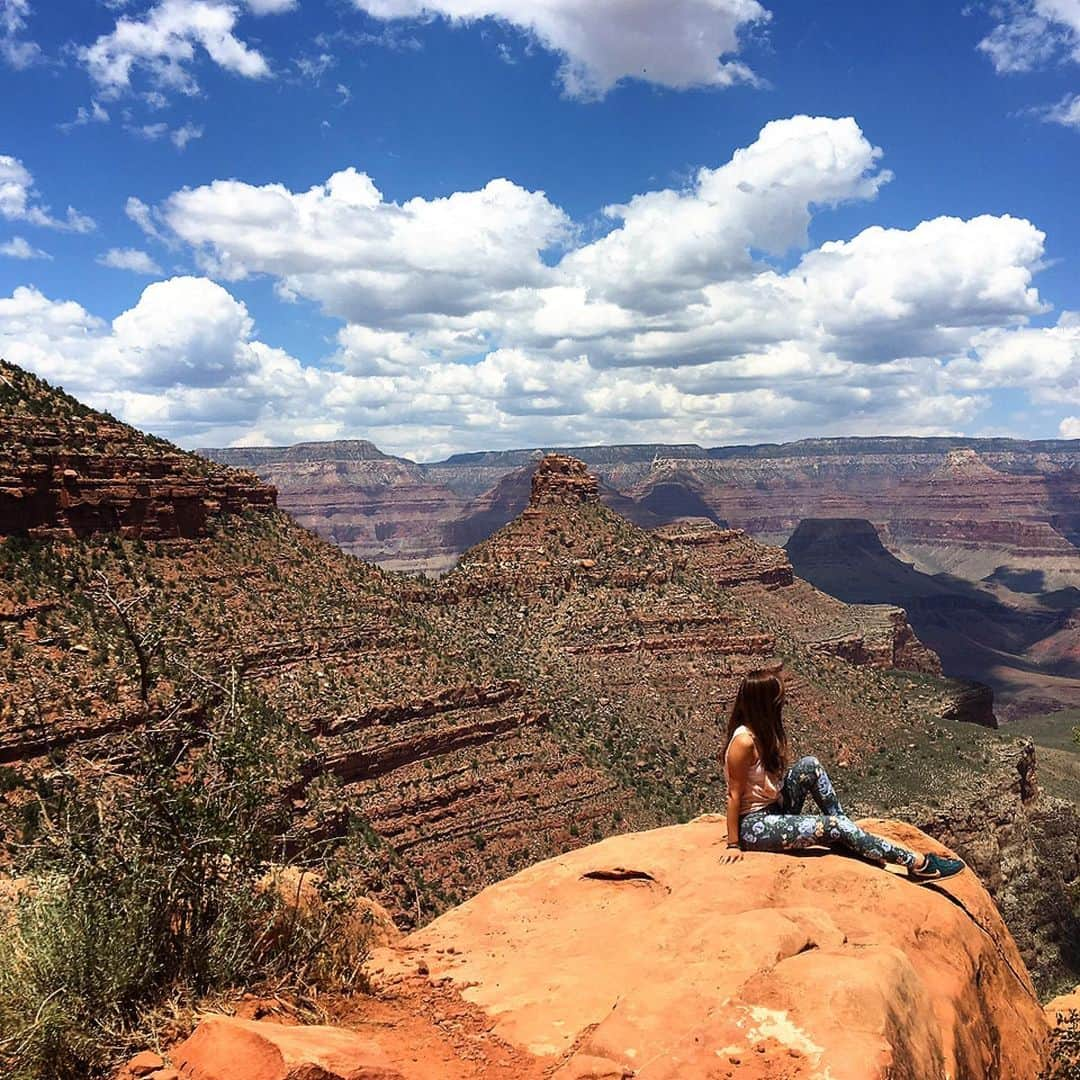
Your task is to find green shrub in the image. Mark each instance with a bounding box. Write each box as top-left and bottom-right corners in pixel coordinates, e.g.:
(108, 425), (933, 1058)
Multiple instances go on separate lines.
(0, 679), (366, 1080)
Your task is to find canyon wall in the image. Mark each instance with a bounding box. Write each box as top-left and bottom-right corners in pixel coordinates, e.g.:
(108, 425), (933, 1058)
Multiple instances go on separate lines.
(198, 438), (1080, 716)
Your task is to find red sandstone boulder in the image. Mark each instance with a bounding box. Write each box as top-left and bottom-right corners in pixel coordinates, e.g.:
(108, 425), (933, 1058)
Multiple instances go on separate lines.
(173, 1016), (403, 1080)
(369, 817), (1048, 1079)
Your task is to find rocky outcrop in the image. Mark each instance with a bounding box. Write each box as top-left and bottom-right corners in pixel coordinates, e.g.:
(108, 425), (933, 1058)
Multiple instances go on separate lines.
(0, 362), (275, 541)
(924, 678), (998, 728)
(0, 382), (634, 917)
(893, 738), (1080, 994)
(368, 818), (1048, 1078)
(126, 819), (1056, 1078)
(173, 1017), (403, 1080)
(656, 519), (942, 677)
(525, 453), (599, 507)
(654, 520), (793, 589)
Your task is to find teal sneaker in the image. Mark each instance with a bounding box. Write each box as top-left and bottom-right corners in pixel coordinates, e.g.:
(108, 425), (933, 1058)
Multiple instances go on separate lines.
(908, 853), (965, 882)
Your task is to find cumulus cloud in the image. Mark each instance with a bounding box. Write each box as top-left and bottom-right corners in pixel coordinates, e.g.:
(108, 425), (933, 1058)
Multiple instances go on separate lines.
(164, 167), (573, 324)
(4, 117), (1074, 456)
(1061, 416), (1080, 437)
(350, 0), (770, 99)
(0, 154), (96, 232)
(0, 278), (346, 446)
(0, 235), (49, 259)
(953, 311), (1080, 405)
(81, 0), (272, 98)
(0, 278), (989, 458)
(158, 116), (1044, 375)
(97, 247), (164, 274)
(0, 278), (266, 396)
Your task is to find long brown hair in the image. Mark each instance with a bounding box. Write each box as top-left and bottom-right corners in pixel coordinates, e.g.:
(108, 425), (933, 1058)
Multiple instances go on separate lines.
(725, 670), (788, 776)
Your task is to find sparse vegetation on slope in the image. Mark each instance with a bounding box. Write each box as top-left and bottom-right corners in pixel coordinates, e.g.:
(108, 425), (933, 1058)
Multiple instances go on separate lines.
(0, 672), (374, 1079)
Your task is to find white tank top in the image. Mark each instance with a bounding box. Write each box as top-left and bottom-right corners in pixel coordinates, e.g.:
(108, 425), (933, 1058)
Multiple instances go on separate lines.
(725, 724), (781, 816)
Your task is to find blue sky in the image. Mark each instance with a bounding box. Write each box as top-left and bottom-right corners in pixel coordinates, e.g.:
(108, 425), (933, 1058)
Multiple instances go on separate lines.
(1, 0), (1078, 459)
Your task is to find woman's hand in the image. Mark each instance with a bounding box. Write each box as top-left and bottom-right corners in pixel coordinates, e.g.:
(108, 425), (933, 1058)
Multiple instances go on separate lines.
(719, 847), (743, 864)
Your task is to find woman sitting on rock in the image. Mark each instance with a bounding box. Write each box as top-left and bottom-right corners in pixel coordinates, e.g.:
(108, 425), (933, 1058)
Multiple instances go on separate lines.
(719, 669), (964, 881)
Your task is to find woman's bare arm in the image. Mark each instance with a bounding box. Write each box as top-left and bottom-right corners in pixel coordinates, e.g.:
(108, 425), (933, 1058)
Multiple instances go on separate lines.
(721, 734), (755, 863)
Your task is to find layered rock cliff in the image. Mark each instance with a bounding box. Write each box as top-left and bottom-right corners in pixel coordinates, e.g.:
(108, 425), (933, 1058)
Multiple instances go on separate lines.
(197, 435), (1080, 715)
(0, 362), (275, 541)
(786, 517), (1080, 720)
(201, 441), (467, 574)
(5, 373), (1079, 996)
(435, 456), (972, 822)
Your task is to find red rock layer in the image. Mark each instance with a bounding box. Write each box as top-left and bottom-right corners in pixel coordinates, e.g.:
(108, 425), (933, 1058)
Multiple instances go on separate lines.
(654, 519), (942, 677)
(0, 363), (274, 541)
(438, 455), (963, 803)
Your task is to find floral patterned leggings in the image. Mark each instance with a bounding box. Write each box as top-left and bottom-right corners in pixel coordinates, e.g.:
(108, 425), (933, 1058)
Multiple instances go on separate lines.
(739, 756), (918, 868)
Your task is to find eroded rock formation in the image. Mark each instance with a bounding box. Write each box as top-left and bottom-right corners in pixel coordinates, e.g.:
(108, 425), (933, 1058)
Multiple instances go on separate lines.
(787, 517), (1080, 719)
(200, 441), (467, 574)
(197, 435), (1080, 714)
(134, 819), (1053, 1079)
(0, 363), (275, 541)
(367, 817), (1048, 1079)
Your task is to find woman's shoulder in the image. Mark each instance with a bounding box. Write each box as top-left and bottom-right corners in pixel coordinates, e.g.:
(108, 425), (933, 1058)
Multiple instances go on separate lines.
(728, 725), (756, 747)
(725, 728), (757, 761)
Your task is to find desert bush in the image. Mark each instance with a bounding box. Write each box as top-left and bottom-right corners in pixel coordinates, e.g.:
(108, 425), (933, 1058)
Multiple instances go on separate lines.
(0, 677), (370, 1080)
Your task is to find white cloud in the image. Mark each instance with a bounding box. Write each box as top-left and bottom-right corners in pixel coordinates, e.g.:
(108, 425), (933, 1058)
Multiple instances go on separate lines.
(0, 154), (96, 232)
(97, 247), (164, 274)
(0, 278), (988, 458)
(59, 100), (111, 132)
(171, 120), (204, 148)
(245, 0), (296, 13)
(955, 311), (1080, 401)
(1043, 91), (1080, 127)
(1061, 416), (1080, 437)
(4, 117), (1072, 456)
(350, 0), (770, 99)
(129, 121), (170, 140)
(157, 115), (1043, 375)
(163, 167), (573, 323)
(0, 0), (40, 69)
(559, 115), (890, 309)
(126, 195), (167, 242)
(0, 235), (50, 259)
(0, 278), (265, 395)
(0, 278), (340, 445)
(81, 0), (272, 99)
(294, 51), (333, 81)
(124, 118), (205, 148)
(978, 1), (1080, 128)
